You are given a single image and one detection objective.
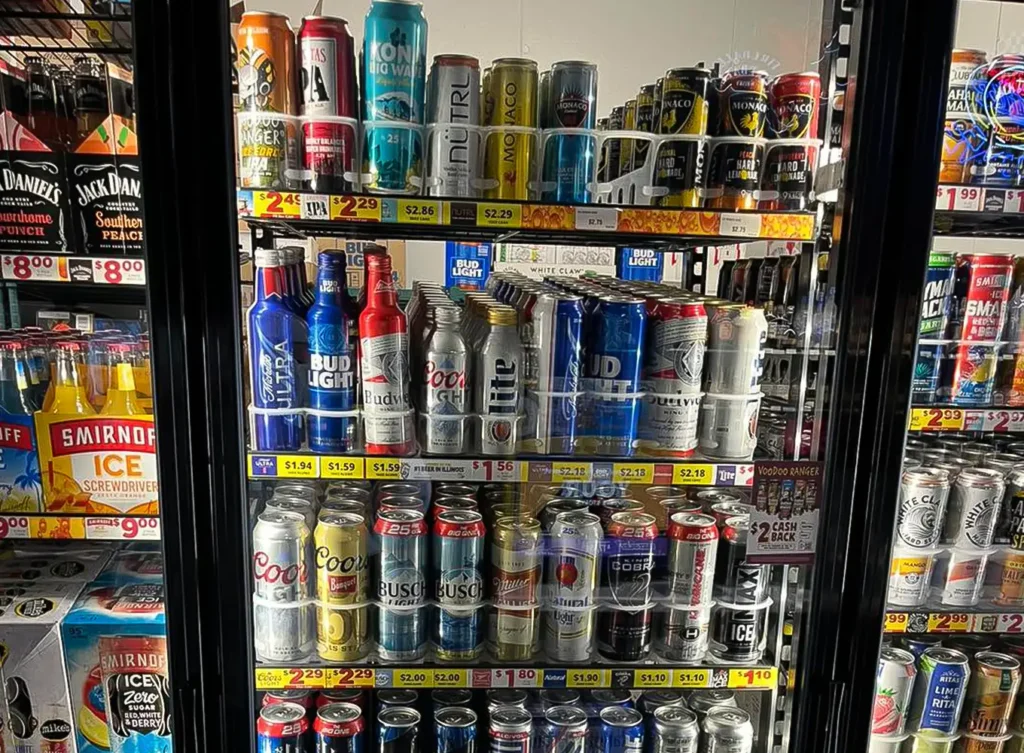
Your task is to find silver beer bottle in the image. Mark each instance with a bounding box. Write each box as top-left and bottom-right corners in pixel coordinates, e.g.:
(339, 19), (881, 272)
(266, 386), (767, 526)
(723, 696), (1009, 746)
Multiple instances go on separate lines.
(422, 305), (470, 455)
(476, 305), (523, 456)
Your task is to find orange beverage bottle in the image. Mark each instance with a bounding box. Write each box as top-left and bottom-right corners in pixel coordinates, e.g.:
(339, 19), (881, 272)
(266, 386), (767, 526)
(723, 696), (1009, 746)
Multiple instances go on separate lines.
(100, 343), (142, 415)
(47, 340), (95, 415)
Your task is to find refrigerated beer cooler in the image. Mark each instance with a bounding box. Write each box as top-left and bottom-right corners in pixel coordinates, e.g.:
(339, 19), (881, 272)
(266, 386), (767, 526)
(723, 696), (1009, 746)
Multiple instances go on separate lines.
(119, 0), (963, 750)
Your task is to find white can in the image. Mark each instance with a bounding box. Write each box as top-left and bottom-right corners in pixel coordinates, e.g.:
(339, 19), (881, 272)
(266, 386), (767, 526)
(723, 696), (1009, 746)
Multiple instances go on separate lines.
(941, 548), (993, 607)
(867, 733), (910, 753)
(697, 392), (761, 460)
(887, 548), (939, 607)
(640, 392), (703, 455)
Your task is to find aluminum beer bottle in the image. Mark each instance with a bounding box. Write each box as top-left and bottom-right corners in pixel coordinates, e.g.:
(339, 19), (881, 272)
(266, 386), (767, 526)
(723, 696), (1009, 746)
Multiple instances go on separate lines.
(420, 305), (469, 454)
(475, 305), (523, 456)
(359, 250), (414, 455)
(249, 249), (307, 451)
(307, 251), (358, 453)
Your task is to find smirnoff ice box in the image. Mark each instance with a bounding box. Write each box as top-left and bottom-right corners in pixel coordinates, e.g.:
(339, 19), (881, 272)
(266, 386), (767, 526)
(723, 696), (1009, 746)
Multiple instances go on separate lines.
(61, 580), (169, 753)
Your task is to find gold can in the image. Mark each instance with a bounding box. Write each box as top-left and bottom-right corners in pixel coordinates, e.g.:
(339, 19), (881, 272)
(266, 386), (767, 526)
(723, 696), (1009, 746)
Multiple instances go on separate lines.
(998, 550), (1024, 606)
(484, 58), (538, 200)
(942, 49), (988, 184)
(314, 511), (368, 604)
(955, 734), (1012, 753)
(488, 605), (537, 661)
(632, 83), (658, 172)
(236, 11), (297, 114)
(317, 604), (370, 661)
(491, 517), (541, 606)
(654, 67), (711, 207)
(964, 652), (1022, 736)
(619, 98), (638, 177)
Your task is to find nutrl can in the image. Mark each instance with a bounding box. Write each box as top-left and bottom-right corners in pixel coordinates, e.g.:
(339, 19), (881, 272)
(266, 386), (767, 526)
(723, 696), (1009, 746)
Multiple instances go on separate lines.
(717, 70), (769, 138)
(426, 54), (481, 198)
(964, 651), (1022, 735)
(908, 647), (970, 734)
(598, 706), (644, 753)
(299, 16), (358, 193)
(361, 0), (428, 192)
(896, 468), (952, 549)
(667, 512), (718, 606)
(654, 66), (711, 208)
(942, 49), (988, 184)
(483, 58), (538, 200)
(873, 647), (917, 735)
(944, 467), (1005, 549)
(542, 61), (599, 204)
(433, 509), (485, 606)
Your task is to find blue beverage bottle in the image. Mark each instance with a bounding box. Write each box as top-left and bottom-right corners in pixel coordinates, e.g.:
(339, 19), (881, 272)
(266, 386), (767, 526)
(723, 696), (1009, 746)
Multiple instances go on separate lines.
(362, 0), (428, 192)
(307, 251), (358, 453)
(542, 61), (598, 204)
(249, 249), (307, 451)
(0, 341), (34, 414)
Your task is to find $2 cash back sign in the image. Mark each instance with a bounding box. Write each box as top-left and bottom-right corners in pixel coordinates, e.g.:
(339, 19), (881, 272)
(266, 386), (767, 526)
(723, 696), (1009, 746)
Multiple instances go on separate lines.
(746, 461), (823, 564)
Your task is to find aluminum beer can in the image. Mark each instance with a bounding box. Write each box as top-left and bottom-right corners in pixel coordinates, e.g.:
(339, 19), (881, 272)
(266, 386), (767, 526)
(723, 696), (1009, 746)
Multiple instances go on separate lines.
(644, 298), (707, 394)
(955, 254), (1014, 342)
(709, 601), (769, 661)
(434, 605), (484, 661)
(540, 689), (581, 710)
(378, 707), (421, 751)
(487, 689), (529, 713)
(253, 510), (310, 602)
(258, 703), (308, 753)
(492, 517), (541, 606)
(427, 54), (481, 198)
(483, 58), (538, 200)
(434, 510), (485, 605)
(631, 82), (658, 173)
(943, 467), (1005, 548)
(908, 647), (970, 734)
(942, 548), (990, 607)
(541, 61), (599, 204)
(706, 304), (768, 394)
(596, 604), (653, 661)
(603, 105), (625, 182)
(314, 511), (367, 605)
(544, 511), (601, 662)
(899, 635), (943, 660)
(254, 597), (315, 662)
(489, 707), (532, 753)
(374, 509), (427, 606)
(436, 707), (477, 753)
(361, 0), (428, 192)
(654, 604), (711, 663)
(964, 652), (1022, 735)
(651, 705), (699, 753)
(476, 306), (523, 456)
(897, 468), (952, 548)
(619, 98), (638, 177)
(379, 605), (427, 661)
(422, 306), (469, 455)
(314, 703), (362, 753)
(538, 706), (587, 753)
(604, 511), (657, 606)
(715, 515), (768, 604)
(654, 66), (711, 208)
(667, 512), (718, 606)
(873, 647), (917, 735)
(942, 49), (988, 183)
(703, 707), (754, 753)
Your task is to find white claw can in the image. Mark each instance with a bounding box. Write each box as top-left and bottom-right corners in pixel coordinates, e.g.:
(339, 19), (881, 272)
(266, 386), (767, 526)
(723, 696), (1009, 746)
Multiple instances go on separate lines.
(888, 548), (939, 607)
(941, 548), (993, 607)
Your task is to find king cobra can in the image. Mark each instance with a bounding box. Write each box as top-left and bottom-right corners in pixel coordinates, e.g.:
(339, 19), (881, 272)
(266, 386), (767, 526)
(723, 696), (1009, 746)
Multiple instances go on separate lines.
(908, 647), (970, 734)
(896, 468), (952, 549)
(653, 66), (711, 208)
(483, 58), (538, 200)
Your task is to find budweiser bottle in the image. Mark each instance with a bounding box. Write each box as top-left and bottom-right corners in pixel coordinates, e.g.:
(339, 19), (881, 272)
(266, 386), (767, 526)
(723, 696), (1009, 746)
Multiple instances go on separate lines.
(359, 250), (414, 455)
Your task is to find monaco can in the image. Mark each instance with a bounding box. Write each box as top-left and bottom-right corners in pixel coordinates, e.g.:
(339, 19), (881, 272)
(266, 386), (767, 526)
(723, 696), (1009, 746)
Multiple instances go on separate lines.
(542, 61), (599, 204)
(483, 58), (538, 200)
(427, 54), (481, 198)
(254, 510), (310, 602)
(964, 652), (1022, 735)
(944, 467), (1005, 549)
(314, 702), (362, 753)
(653, 66), (711, 208)
(873, 648), (917, 735)
(908, 647), (970, 734)
(667, 512), (718, 606)
(768, 72), (820, 139)
(434, 510), (485, 606)
(718, 70), (769, 138)
(374, 509), (427, 607)
(897, 468), (952, 549)
(604, 512), (658, 607)
(492, 517), (541, 607)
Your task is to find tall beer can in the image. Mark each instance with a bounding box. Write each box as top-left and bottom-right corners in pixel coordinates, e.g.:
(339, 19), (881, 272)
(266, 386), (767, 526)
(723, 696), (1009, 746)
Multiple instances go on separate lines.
(476, 306), (523, 456)
(374, 509), (427, 606)
(484, 58), (538, 200)
(705, 304), (768, 395)
(618, 98), (638, 177)
(942, 50), (988, 184)
(492, 517), (542, 607)
(434, 509), (486, 606)
(603, 105), (625, 183)
(872, 648), (917, 735)
(315, 511), (370, 661)
(541, 61), (598, 204)
(427, 54), (481, 197)
(999, 469), (1024, 605)
(544, 511), (602, 662)
(667, 512), (718, 606)
(896, 468), (951, 549)
(963, 652), (1022, 736)
(421, 306), (469, 455)
(943, 467), (1005, 549)
(253, 510), (310, 602)
(653, 67), (711, 207)
(631, 82), (658, 173)
(603, 512), (657, 607)
(361, 0), (428, 193)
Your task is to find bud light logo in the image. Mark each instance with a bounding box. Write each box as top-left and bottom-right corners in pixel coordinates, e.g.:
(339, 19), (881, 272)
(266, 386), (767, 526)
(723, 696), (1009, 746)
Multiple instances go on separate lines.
(446, 242), (491, 291)
(617, 248), (662, 281)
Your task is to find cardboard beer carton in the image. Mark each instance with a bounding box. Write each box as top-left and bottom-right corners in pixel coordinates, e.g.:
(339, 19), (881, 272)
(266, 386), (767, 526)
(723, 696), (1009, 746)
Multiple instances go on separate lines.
(0, 548), (112, 583)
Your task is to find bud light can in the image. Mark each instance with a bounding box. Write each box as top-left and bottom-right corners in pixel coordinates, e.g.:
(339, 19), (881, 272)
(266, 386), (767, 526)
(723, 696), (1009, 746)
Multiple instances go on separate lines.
(541, 61), (598, 204)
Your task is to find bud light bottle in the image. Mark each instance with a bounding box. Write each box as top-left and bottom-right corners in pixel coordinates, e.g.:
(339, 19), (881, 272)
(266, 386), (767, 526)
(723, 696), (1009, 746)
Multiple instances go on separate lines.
(307, 251), (358, 452)
(249, 249), (307, 451)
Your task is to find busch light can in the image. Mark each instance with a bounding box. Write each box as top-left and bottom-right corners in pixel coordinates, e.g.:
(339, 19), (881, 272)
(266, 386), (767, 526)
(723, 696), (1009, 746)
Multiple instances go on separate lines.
(361, 0), (427, 192)
(379, 605), (427, 661)
(374, 509), (427, 606)
(427, 54), (481, 197)
(541, 61), (598, 204)
(434, 606), (484, 661)
(434, 510), (485, 605)
(422, 306), (469, 454)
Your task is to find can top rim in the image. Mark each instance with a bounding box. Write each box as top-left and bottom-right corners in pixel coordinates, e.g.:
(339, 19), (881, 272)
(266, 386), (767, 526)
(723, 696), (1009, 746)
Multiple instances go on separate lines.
(241, 10), (291, 20)
(491, 57), (539, 69)
(301, 15), (350, 24)
(433, 54), (481, 68)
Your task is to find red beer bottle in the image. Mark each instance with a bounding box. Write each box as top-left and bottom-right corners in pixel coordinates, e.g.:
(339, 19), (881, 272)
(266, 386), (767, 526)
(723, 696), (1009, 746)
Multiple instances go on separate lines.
(358, 249), (414, 455)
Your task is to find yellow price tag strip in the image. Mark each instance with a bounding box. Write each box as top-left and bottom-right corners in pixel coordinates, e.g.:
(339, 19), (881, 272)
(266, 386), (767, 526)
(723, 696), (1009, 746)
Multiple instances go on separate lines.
(566, 669), (608, 688)
(331, 195), (382, 222)
(326, 668), (375, 688)
(884, 612), (909, 634)
(29, 516), (85, 539)
(927, 612), (970, 633)
(672, 464), (714, 485)
(727, 668), (776, 689)
(277, 454), (319, 478)
(254, 667), (326, 689)
(432, 669), (468, 688)
(366, 458), (403, 480)
(321, 457), (365, 479)
(908, 407), (965, 432)
(634, 669), (671, 688)
(397, 199), (441, 224)
(613, 463), (654, 485)
(672, 669), (711, 688)
(253, 191), (301, 218)
(551, 462), (592, 483)
(477, 202), (522, 228)
(393, 669), (433, 688)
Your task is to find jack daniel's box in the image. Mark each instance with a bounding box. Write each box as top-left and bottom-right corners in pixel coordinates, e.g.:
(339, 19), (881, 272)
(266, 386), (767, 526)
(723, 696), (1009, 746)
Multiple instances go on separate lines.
(0, 108), (71, 252)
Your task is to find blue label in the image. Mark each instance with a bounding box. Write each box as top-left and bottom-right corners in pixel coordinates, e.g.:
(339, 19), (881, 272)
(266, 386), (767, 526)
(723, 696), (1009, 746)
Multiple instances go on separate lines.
(543, 669), (567, 687)
(0, 413), (39, 511)
(919, 662), (968, 733)
(445, 242), (491, 290)
(617, 248), (662, 281)
(250, 456), (278, 476)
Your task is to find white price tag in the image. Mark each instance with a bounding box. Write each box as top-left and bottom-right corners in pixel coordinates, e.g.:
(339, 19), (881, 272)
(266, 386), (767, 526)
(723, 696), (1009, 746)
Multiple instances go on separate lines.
(401, 459), (480, 482)
(575, 206), (619, 231)
(963, 411), (986, 432)
(0, 515), (29, 539)
(719, 212), (762, 238)
(936, 185), (954, 210)
(92, 258), (146, 285)
(983, 409), (1024, 432)
(951, 185), (982, 212)
(489, 669), (515, 687)
(86, 517), (161, 541)
(301, 194), (330, 220)
(736, 464), (755, 486)
(1005, 190), (1024, 214)
(1, 254), (68, 282)
(496, 668), (541, 688)
(998, 613), (1024, 633)
(475, 459), (521, 482)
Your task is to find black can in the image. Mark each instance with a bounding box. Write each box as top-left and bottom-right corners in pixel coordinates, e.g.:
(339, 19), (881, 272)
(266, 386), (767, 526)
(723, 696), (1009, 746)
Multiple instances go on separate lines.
(706, 137), (765, 210)
(632, 83), (659, 171)
(603, 105), (625, 182)
(708, 602), (768, 661)
(378, 706), (421, 753)
(760, 141), (819, 211)
(718, 70), (769, 138)
(596, 604), (653, 661)
(714, 515), (769, 605)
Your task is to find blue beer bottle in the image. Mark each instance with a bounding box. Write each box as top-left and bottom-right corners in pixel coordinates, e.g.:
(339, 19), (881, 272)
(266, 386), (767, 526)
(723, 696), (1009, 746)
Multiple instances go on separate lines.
(0, 340), (35, 415)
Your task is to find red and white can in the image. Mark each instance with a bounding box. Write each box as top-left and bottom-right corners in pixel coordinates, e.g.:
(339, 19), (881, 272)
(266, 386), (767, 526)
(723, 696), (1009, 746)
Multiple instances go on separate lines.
(872, 647), (916, 735)
(298, 16), (358, 193)
(941, 548), (991, 607)
(957, 254), (1014, 342)
(317, 689), (364, 710)
(253, 509), (310, 602)
(667, 512), (719, 607)
(644, 297), (708, 393)
(314, 703), (363, 747)
(769, 72), (821, 139)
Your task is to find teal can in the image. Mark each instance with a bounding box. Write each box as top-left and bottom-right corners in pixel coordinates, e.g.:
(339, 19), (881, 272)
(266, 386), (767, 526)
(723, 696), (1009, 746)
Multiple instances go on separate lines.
(361, 0), (428, 192)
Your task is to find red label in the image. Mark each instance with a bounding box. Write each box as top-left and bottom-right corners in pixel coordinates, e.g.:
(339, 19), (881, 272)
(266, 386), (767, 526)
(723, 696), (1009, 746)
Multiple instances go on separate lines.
(373, 518), (427, 537)
(668, 515), (719, 542)
(0, 420), (33, 450)
(435, 519), (486, 538)
(49, 418), (156, 455)
(960, 255), (1013, 341)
